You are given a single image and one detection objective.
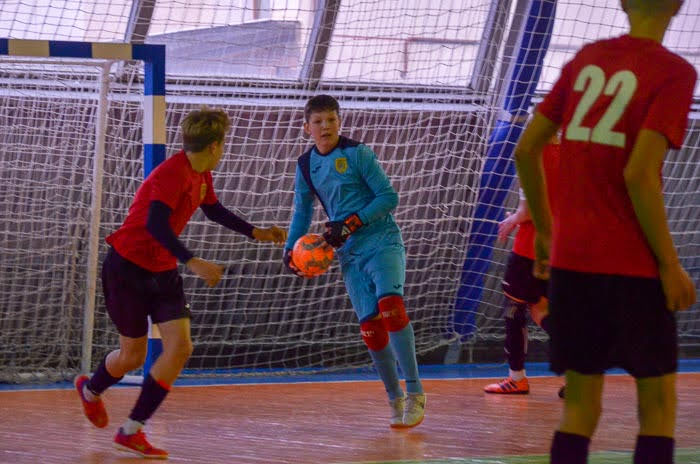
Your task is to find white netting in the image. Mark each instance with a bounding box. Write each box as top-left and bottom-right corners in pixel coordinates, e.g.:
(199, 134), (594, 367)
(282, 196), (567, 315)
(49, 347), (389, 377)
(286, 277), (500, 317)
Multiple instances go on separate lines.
(0, 0), (698, 383)
(0, 61), (107, 381)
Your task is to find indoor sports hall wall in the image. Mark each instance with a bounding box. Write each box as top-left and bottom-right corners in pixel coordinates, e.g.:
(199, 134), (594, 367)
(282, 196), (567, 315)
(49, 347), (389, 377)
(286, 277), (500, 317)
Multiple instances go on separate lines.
(0, 0), (697, 382)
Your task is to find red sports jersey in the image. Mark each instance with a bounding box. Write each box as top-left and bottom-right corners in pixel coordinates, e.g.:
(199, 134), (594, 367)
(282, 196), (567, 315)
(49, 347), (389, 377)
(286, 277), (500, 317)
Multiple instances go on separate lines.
(537, 35), (696, 278)
(107, 150), (218, 272)
(512, 142), (560, 260)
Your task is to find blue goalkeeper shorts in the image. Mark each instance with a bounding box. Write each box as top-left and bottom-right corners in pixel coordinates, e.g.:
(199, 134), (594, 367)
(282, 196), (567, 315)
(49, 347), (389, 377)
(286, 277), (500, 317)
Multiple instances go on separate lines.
(340, 241), (406, 323)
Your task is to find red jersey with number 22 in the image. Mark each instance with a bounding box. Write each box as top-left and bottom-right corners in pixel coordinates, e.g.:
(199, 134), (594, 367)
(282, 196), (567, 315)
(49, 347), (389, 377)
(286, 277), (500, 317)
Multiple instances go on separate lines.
(106, 151), (218, 272)
(537, 35), (696, 278)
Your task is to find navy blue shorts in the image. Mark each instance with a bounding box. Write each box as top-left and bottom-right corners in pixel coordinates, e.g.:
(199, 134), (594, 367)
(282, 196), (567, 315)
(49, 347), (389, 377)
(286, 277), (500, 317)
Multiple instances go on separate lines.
(501, 252), (548, 305)
(101, 247), (191, 338)
(548, 268), (677, 378)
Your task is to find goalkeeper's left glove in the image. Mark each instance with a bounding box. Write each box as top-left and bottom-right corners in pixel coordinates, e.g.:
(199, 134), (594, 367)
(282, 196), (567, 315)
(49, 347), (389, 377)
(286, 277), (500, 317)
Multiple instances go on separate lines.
(323, 213), (363, 248)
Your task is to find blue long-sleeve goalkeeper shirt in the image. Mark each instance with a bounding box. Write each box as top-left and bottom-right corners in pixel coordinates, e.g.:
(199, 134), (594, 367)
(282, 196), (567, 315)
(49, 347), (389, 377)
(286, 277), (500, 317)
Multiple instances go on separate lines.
(285, 136), (401, 257)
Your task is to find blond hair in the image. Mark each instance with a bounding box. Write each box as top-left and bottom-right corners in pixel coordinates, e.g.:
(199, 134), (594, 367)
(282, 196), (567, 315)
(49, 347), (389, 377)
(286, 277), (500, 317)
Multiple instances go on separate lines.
(181, 107), (231, 153)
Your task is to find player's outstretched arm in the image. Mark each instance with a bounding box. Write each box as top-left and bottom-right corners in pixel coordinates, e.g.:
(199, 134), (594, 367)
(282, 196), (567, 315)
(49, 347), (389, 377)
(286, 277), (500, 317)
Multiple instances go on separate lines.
(253, 226), (287, 246)
(624, 129), (696, 311)
(200, 201), (255, 238)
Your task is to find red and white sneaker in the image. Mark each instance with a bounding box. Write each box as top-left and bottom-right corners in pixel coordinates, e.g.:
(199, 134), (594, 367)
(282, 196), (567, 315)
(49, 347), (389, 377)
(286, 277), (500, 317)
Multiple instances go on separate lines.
(114, 428), (168, 460)
(484, 377), (530, 394)
(74, 375), (108, 428)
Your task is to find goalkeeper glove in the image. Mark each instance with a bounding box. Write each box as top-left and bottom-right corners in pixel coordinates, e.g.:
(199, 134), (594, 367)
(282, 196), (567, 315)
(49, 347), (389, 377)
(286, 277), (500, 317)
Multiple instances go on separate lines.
(323, 213), (363, 248)
(283, 248), (305, 278)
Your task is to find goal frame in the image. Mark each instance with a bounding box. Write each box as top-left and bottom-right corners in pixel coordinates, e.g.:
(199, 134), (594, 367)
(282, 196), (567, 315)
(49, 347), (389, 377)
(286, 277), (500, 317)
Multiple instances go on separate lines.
(0, 38), (166, 375)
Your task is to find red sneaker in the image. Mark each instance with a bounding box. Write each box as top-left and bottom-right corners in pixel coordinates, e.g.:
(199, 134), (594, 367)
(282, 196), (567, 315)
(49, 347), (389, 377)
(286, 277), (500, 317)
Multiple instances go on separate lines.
(114, 428), (168, 459)
(74, 375), (108, 428)
(484, 377), (530, 394)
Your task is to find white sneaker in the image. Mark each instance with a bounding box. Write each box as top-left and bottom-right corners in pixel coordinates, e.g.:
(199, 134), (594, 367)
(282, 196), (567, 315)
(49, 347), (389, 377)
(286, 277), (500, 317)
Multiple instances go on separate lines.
(389, 394), (405, 428)
(401, 393), (426, 428)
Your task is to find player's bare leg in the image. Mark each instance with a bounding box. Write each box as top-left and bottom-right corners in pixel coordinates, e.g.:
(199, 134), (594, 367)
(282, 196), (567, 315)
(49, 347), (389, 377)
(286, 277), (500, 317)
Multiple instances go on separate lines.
(113, 318), (192, 460)
(550, 370), (603, 463)
(633, 373), (676, 463)
(558, 370), (603, 435)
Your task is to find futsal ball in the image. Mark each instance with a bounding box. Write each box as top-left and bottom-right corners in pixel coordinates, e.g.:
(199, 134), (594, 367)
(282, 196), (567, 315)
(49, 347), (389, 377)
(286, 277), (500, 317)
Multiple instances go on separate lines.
(292, 233), (334, 278)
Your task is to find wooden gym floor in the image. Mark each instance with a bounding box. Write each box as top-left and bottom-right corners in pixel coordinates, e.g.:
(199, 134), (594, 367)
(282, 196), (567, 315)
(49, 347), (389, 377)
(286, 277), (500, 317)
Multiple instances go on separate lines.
(1, 370), (699, 463)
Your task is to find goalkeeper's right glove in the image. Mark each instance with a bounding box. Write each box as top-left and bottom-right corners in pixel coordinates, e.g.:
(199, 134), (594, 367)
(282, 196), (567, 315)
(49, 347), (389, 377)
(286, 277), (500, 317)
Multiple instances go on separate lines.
(323, 213), (363, 248)
(283, 248), (305, 278)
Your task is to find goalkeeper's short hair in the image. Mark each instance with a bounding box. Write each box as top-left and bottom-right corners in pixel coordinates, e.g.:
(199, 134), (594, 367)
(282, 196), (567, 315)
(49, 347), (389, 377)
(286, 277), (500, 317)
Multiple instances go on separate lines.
(304, 95), (340, 122)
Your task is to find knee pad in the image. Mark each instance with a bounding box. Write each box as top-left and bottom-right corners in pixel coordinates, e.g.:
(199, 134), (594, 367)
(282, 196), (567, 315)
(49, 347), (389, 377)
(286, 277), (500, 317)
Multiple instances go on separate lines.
(378, 295), (410, 332)
(360, 317), (389, 351)
(505, 300), (528, 327)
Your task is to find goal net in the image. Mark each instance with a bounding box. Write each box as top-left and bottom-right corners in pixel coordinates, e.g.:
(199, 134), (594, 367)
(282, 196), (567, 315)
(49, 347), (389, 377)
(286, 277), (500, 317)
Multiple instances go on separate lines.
(0, 0), (697, 383)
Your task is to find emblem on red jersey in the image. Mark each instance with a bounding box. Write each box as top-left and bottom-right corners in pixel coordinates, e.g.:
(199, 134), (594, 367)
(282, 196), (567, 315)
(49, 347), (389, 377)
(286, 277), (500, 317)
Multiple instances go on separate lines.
(200, 183), (207, 201)
(335, 157), (348, 173)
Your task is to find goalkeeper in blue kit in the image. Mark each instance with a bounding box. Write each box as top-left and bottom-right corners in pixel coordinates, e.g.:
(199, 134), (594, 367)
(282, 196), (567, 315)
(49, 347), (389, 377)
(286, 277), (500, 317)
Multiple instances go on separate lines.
(283, 95), (426, 428)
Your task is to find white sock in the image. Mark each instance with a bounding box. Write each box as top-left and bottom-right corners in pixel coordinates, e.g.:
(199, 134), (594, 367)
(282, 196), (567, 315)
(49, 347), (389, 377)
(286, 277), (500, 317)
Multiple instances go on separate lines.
(509, 369), (526, 381)
(82, 384), (98, 402)
(121, 419), (144, 435)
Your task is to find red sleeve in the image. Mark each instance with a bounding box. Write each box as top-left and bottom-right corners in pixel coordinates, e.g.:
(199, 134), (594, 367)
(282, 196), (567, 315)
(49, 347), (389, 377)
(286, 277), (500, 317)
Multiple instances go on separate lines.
(149, 162), (184, 210)
(537, 59), (574, 124)
(202, 171), (218, 205)
(642, 63), (697, 149)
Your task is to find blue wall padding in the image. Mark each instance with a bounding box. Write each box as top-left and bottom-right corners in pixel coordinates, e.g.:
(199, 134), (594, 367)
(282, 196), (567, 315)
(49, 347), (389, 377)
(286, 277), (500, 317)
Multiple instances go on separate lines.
(451, 0), (556, 338)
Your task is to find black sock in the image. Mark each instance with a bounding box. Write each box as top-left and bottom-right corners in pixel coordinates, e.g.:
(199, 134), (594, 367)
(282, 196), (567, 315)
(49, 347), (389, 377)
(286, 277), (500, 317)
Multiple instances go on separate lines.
(129, 374), (170, 424)
(634, 435), (674, 464)
(87, 355), (123, 395)
(504, 301), (527, 371)
(551, 431), (590, 464)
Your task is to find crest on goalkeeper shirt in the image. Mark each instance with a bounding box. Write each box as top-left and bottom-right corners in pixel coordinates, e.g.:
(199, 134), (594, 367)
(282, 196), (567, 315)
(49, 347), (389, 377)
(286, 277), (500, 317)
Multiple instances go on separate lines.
(335, 157), (348, 173)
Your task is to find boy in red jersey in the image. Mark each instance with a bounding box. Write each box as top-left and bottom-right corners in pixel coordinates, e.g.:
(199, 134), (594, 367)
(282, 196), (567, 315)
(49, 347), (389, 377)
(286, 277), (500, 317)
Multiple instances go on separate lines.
(515, 0), (697, 463)
(74, 108), (286, 459)
(484, 136), (563, 396)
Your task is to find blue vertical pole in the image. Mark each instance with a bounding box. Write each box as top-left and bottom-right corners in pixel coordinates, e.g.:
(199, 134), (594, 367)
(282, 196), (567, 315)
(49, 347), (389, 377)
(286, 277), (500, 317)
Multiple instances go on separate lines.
(451, 0), (556, 338)
(134, 44), (167, 378)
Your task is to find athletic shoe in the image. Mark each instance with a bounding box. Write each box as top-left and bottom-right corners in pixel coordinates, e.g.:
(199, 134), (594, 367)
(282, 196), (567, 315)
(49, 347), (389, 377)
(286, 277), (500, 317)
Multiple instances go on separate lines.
(74, 375), (108, 428)
(114, 428), (168, 459)
(558, 385), (566, 399)
(483, 377), (530, 394)
(389, 394), (405, 428)
(398, 393), (426, 428)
